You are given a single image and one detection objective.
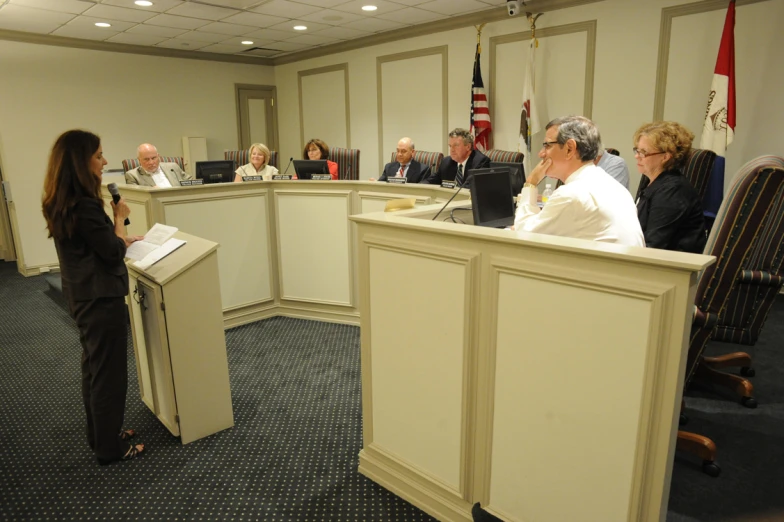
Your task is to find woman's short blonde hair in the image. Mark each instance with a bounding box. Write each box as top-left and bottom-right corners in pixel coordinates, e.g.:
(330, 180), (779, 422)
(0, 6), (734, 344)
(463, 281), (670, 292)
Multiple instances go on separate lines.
(633, 121), (694, 170)
(249, 143), (270, 168)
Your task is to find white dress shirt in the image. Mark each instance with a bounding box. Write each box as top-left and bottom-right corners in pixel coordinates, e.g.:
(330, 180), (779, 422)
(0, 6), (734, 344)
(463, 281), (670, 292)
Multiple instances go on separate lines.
(514, 163), (645, 247)
(150, 167), (172, 188)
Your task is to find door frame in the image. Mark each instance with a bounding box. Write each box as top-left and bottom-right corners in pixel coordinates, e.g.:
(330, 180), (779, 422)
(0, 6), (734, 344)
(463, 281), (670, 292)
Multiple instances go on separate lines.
(235, 84), (279, 152)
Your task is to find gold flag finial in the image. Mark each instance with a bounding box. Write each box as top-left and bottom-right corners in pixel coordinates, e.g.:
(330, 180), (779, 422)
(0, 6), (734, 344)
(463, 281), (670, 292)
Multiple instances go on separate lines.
(527, 13), (542, 47)
(475, 23), (486, 52)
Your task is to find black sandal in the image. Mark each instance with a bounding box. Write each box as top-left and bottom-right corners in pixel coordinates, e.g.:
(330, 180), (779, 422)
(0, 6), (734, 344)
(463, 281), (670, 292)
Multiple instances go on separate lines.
(119, 429), (136, 441)
(98, 443), (145, 465)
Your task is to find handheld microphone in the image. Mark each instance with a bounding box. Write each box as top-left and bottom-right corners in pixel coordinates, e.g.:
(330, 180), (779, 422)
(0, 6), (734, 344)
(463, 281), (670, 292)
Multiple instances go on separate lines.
(107, 183), (130, 225)
(432, 176), (468, 221)
(283, 157), (294, 175)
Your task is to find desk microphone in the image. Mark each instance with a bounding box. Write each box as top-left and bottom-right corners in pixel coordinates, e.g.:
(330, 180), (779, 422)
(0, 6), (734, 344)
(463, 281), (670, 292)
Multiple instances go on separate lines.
(283, 157), (294, 175)
(432, 176), (468, 221)
(343, 162), (351, 180)
(170, 168), (182, 186)
(107, 183), (130, 225)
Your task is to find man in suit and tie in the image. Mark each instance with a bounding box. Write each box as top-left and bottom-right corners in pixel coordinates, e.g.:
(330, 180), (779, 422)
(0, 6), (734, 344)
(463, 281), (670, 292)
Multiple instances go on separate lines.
(376, 137), (431, 183)
(124, 143), (192, 187)
(425, 128), (490, 186)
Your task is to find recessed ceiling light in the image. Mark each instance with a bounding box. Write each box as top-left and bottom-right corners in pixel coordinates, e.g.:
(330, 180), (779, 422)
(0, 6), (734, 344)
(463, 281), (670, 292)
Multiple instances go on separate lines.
(362, 5), (378, 11)
(134, 0), (153, 6)
(241, 40), (253, 45)
(95, 22), (112, 28)
(293, 25), (307, 31)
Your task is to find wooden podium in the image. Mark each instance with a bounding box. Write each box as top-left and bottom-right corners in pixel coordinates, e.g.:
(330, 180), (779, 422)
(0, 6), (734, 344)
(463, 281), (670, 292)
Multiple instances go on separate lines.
(126, 231), (233, 444)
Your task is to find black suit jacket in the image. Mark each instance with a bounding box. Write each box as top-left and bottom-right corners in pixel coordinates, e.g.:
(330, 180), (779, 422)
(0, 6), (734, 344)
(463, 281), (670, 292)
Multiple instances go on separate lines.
(54, 198), (129, 303)
(379, 159), (431, 183)
(426, 149), (491, 185)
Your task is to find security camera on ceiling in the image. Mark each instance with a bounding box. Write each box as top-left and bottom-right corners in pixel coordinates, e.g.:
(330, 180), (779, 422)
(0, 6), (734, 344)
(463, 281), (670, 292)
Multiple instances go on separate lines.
(507, 0), (523, 17)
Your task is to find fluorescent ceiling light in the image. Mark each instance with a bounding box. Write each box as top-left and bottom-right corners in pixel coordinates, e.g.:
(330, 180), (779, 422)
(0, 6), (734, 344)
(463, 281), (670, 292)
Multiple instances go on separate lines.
(293, 25), (307, 30)
(134, 1), (153, 6)
(95, 22), (111, 27)
(361, 5), (378, 11)
(241, 40), (253, 45)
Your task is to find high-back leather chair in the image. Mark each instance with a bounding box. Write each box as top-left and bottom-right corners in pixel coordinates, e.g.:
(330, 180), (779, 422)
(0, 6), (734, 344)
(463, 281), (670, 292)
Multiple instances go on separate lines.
(635, 148), (717, 202)
(122, 156), (185, 172)
(329, 146), (360, 180)
(388, 150), (444, 174)
(677, 155), (784, 476)
(224, 149), (279, 169)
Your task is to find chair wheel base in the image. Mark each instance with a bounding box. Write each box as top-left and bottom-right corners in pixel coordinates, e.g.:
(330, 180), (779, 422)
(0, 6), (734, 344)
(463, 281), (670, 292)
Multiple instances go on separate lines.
(702, 461), (721, 477)
(740, 366), (755, 377)
(741, 396), (758, 408)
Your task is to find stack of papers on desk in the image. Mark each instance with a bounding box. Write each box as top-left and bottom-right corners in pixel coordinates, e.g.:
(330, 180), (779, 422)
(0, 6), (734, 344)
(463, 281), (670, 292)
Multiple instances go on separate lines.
(125, 223), (186, 270)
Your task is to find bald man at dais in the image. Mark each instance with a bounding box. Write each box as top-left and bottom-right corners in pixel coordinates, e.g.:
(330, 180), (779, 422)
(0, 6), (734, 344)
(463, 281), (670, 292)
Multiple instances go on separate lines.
(124, 143), (192, 187)
(377, 137), (431, 183)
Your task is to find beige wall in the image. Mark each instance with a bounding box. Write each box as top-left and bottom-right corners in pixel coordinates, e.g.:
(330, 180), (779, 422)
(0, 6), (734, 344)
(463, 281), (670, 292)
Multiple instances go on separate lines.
(0, 41), (274, 271)
(275, 0), (783, 189)
(2, 0), (783, 274)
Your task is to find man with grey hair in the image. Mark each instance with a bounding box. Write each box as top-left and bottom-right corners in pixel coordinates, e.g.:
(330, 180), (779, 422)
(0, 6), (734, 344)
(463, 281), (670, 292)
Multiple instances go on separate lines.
(514, 116), (644, 246)
(376, 137), (431, 183)
(125, 143), (191, 187)
(425, 128), (490, 186)
(595, 144), (630, 190)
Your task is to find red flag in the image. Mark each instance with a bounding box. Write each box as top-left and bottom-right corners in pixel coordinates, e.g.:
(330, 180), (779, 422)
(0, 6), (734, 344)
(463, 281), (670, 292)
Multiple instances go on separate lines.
(470, 43), (492, 152)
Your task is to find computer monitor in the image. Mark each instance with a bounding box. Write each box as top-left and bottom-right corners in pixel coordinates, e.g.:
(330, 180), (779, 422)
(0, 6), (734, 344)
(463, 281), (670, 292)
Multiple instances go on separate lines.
(489, 161), (525, 195)
(469, 167), (516, 229)
(293, 159), (329, 180)
(195, 160), (236, 184)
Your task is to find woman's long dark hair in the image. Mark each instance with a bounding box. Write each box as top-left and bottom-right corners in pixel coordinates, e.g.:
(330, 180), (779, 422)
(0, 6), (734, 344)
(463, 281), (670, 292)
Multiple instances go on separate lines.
(41, 130), (103, 240)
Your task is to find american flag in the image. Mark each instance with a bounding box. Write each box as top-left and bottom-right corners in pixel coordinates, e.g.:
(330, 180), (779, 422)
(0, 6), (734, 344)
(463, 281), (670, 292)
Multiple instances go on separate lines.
(470, 42), (492, 152)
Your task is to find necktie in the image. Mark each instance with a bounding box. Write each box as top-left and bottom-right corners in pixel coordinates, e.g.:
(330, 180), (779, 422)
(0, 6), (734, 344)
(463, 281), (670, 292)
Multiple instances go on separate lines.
(455, 164), (464, 186)
(398, 165), (405, 178)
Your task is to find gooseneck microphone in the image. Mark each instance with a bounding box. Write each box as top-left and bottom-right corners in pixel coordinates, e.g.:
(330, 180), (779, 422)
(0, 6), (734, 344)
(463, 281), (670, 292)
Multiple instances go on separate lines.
(283, 157), (294, 175)
(432, 176), (468, 221)
(107, 183), (130, 225)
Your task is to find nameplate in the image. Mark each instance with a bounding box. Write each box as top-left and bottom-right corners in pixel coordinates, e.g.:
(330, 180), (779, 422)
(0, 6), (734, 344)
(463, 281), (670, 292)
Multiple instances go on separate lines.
(441, 181), (456, 189)
(179, 179), (203, 186)
(312, 174), (332, 180)
(387, 177), (407, 184)
(272, 174), (292, 180)
(242, 175), (263, 181)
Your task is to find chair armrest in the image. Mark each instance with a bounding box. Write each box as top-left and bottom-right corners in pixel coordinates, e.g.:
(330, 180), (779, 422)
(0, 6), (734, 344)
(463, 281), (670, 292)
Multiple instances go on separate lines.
(692, 306), (719, 329)
(738, 270), (783, 288)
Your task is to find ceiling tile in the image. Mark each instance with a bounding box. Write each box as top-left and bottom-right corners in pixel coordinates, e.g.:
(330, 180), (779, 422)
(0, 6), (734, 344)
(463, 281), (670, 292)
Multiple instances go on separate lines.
(0, 4), (75, 33)
(51, 24), (120, 41)
(126, 23), (188, 37)
(291, 0), (354, 8)
(9, 0), (93, 15)
(237, 47), (280, 57)
(312, 24), (371, 39)
(262, 40), (310, 51)
(197, 42), (249, 53)
(382, 0), (430, 4)
(339, 16), (406, 32)
(144, 13), (211, 30)
(83, 4), (157, 23)
(284, 33), (340, 45)
(62, 15), (137, 32)
(106, 32), (167, 45)
(333, 0), (405, 16)
(416, 0), (492, 15)
(155, 38), (213, 50)
(219, 11), (288, 28)
(164, 2), (238, 21)
(192, 0), (267, 8)
(98, 0), (184, 12)
(264, 19), (330, 34)
(196, 21), (257, 35)
(250, 0), (321, 18)
(243, 27), (297, 40)
(175, 30), (235, 43)
(375, 6), (443, 24)
(298, 8), (363, 26)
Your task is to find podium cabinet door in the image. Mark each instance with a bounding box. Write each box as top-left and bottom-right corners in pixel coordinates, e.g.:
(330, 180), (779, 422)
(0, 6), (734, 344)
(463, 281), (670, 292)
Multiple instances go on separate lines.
(137, 277), (180, 437)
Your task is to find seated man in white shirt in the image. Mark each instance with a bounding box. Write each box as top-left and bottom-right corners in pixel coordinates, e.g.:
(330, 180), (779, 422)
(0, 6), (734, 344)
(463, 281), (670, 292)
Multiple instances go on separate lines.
(124, 143), (192, 187)
(514, 116), (645, 247)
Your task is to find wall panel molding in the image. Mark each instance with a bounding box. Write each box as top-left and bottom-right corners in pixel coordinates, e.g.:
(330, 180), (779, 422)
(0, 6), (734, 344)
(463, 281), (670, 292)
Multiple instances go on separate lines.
(297, 63), (351, 148)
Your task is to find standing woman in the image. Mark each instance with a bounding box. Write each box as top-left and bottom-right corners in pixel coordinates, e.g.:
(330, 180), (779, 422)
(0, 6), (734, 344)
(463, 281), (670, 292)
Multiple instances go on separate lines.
(303, 138), (339, 180)
(41, 130), (145, 464)
(234, 142), (279, 181)
(634, 121), (706, 253)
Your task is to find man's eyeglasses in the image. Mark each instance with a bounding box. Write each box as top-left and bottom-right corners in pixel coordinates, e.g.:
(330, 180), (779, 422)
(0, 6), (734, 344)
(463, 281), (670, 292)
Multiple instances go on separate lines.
(542, 141), (560, 150)
(632, 148), (666, 159)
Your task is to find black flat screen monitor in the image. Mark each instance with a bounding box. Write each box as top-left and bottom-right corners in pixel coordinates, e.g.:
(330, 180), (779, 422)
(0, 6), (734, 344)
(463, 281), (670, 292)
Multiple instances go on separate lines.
(293, 159), (329, 180)
(195, 160), (236, 184)
(489, 161), (525, 195)
(469, 167), (516, 229)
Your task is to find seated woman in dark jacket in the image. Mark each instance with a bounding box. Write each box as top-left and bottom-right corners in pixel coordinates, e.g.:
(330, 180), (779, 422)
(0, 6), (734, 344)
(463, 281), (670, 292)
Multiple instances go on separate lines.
(633, 121), (706, 253)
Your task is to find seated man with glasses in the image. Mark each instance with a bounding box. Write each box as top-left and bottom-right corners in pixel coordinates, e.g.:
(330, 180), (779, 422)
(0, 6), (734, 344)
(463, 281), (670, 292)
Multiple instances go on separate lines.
(125, 143), (191, 187)
(514, 115), (644, 246)
(425, 128), (490, 186)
